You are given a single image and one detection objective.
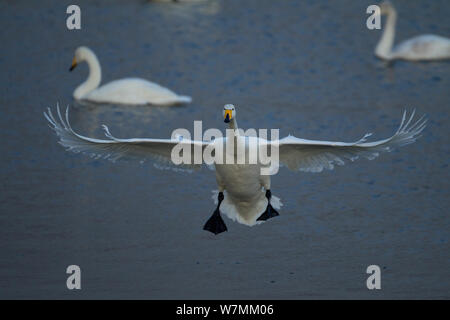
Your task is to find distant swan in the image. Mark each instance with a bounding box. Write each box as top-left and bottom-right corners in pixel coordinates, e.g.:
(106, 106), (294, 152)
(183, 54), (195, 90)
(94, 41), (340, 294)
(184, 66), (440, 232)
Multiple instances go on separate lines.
(375, 1), (450, 61)
(70, 46), (192, 106)
(45, 104), (426, 235)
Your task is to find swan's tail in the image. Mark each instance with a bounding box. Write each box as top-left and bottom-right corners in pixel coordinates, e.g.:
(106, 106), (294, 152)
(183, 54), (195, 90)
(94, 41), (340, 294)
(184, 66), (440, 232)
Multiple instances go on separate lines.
(176, 95), (192, 104)
(211, 190), (283, 227)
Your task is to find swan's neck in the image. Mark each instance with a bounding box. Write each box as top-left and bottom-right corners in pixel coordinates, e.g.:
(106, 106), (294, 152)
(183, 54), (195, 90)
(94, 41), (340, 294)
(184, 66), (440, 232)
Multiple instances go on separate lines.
(74, 52), (102, 99)
(375, 8), (397, 60)
(226, 118), (241, 157)
(225, 118), (240, 148)
(228, 118), (239, 132)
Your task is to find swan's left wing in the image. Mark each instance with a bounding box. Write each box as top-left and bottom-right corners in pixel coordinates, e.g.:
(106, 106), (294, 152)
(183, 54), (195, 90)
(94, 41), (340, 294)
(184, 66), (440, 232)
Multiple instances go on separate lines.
(44, 105), (209, 171)
(271, 111), (426, 173)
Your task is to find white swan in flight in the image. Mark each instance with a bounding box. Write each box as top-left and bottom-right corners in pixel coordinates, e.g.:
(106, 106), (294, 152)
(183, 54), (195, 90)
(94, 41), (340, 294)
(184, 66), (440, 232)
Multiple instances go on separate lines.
(375, 1), (450, 61)
(70, 46), (192, 106)
(44, 104), (426, 234)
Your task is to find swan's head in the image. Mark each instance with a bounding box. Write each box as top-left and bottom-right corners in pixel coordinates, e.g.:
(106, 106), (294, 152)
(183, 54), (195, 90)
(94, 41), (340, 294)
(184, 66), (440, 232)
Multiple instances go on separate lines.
(223, 104), (235, 123)
(70, 46), (94, 71)
(379, 1), (394, 15)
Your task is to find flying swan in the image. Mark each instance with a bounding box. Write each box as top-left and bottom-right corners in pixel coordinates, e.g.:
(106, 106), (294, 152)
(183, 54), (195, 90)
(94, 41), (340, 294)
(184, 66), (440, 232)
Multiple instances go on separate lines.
(69, 46), (192, 106)
(375, 1), (450, 61)
(44, 104), (426, 234)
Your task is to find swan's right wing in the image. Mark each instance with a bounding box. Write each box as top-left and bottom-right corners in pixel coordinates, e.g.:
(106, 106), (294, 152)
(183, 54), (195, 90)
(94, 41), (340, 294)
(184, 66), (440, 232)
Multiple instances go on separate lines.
(273, 111), (426, 173)
(44, 105), (209, 170)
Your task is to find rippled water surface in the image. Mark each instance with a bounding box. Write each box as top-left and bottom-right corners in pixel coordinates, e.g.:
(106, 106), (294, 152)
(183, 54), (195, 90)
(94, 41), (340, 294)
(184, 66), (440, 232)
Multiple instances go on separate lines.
(0, 0), (449, 299)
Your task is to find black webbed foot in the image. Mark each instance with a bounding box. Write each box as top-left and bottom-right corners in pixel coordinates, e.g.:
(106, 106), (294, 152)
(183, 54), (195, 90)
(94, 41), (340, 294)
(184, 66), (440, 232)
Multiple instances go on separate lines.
(257, 190), (280, 221)
(203, 208), (228, 235)
(257, 203), (279, 221)
(203, 192), (227, 235)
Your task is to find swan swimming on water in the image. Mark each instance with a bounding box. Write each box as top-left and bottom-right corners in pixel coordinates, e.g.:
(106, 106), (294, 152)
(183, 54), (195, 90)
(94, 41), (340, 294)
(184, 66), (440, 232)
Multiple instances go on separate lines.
(44, 104), (426, 234)
(70, 46), (192, 106)
(375, 1), (450, 61)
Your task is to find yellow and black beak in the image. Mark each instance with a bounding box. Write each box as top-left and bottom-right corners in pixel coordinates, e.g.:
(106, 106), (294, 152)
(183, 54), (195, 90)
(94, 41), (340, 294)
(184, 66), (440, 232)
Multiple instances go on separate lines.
(224, 109), (232, 123)
(69, 57), (77, 71)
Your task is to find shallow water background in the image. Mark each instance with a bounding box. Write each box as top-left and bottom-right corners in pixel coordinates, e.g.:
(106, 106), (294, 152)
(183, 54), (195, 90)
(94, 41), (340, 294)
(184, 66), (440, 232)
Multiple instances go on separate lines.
(0, 0), (449, 299)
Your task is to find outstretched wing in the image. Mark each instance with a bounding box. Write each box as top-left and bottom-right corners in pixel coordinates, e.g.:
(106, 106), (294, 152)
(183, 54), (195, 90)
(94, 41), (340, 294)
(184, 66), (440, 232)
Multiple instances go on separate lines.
(274, 111), (426, 173)
(44, 105), (209, 170)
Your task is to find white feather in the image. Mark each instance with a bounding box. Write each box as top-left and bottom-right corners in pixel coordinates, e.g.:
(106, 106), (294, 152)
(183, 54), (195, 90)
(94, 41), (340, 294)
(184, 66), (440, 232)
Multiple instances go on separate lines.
(274, 110), (426, 173)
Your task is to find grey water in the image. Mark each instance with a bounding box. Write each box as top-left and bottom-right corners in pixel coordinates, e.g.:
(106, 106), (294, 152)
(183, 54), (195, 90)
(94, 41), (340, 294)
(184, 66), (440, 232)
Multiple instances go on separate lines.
(0, 0), (449, 299)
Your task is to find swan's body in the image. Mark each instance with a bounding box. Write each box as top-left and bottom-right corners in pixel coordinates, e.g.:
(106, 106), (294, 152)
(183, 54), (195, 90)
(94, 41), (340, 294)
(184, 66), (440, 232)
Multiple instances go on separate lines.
(375, 2), (450, 61)
(81, 78), (192, 106)
(70, 46), (192, 106)
(45, 104), (426, 233)
(212, 134), (282, 226)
